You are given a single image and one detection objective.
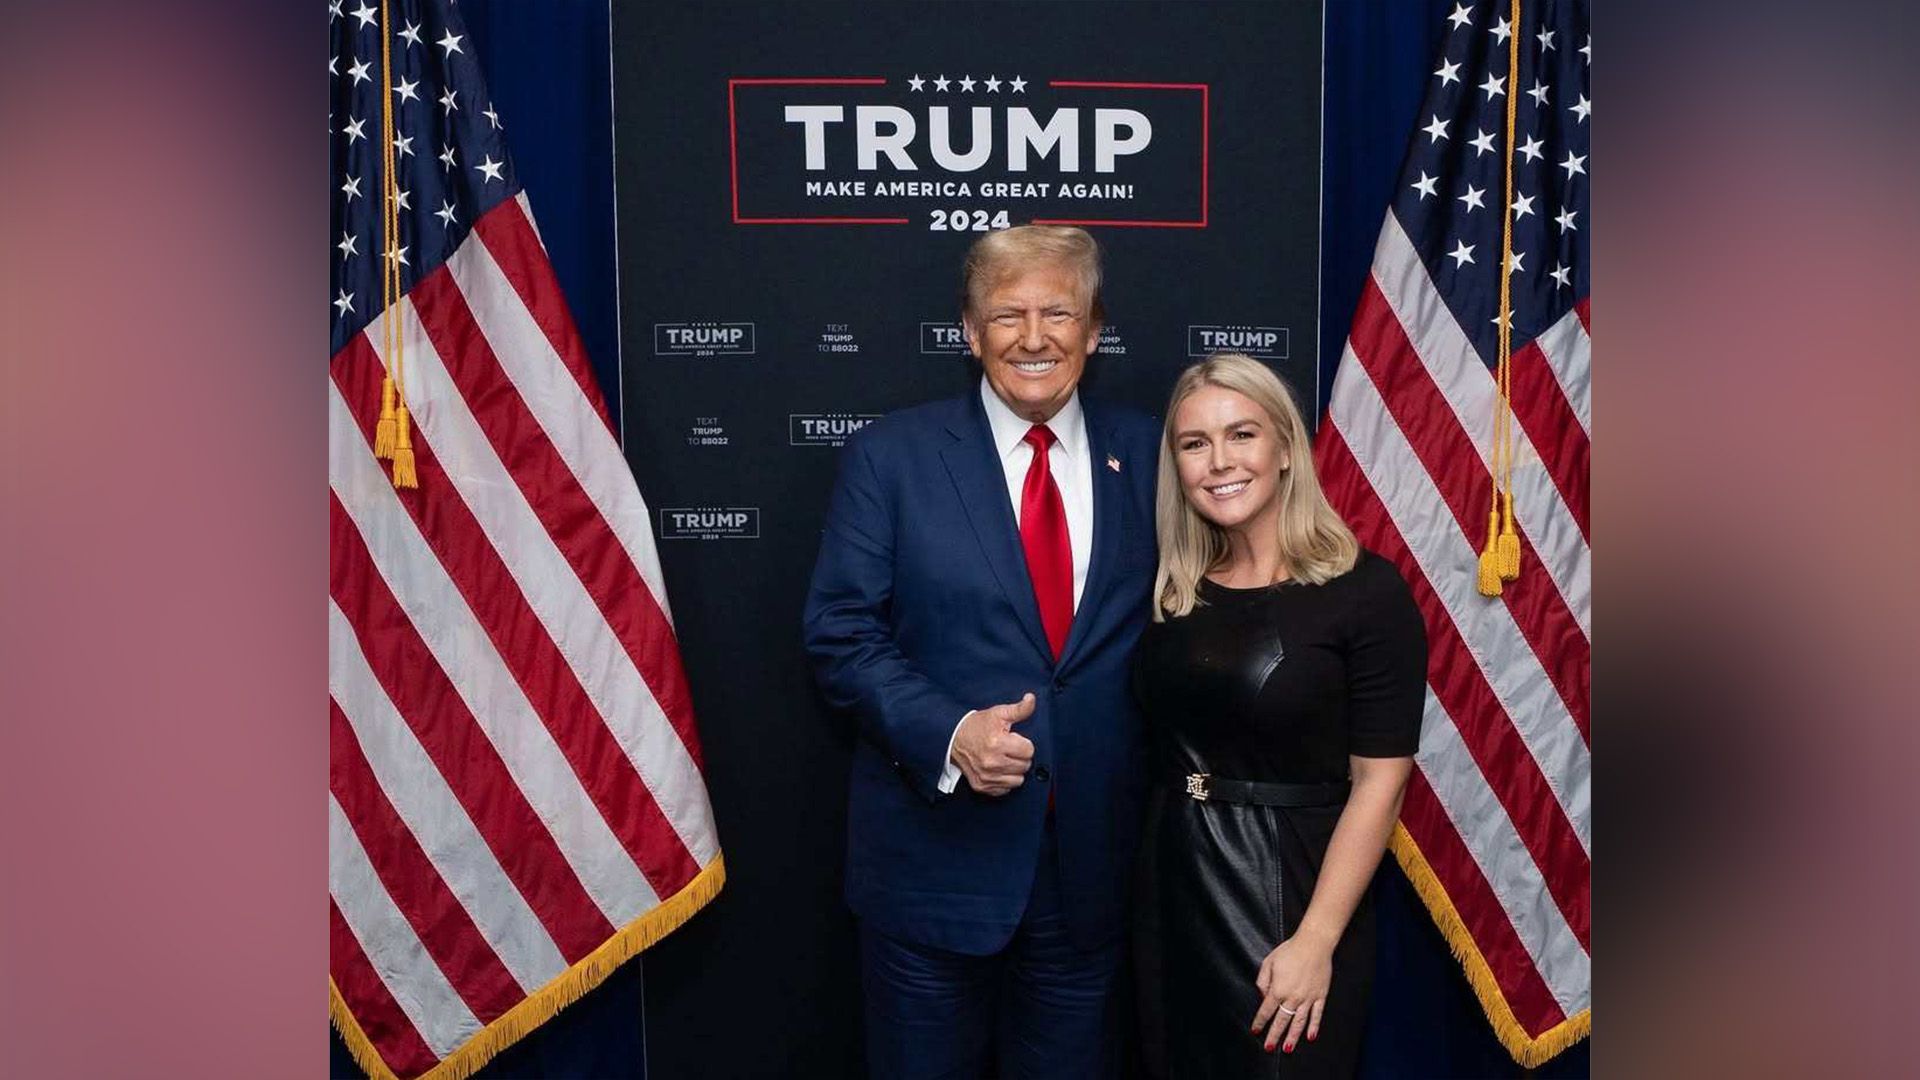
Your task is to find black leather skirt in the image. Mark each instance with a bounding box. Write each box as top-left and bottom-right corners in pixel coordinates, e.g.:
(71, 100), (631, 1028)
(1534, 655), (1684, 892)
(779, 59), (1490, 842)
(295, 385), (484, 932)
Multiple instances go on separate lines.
(1133, 784), (1377, 1079)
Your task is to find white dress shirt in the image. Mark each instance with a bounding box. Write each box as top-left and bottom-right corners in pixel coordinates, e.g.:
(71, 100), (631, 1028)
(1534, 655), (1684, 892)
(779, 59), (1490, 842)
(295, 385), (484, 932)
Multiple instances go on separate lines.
(938, 378), (1094, 793)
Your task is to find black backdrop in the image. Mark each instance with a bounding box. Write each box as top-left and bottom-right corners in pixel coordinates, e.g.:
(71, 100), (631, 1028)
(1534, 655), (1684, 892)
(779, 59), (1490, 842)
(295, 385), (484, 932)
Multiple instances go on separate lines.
(616, 4), (1317, 1077)
(331, 2), (1590, 1076)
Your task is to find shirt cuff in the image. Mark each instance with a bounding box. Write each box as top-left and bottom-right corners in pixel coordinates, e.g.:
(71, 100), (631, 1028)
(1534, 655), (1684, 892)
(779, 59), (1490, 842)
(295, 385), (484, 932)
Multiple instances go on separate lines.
(936, 710), (972, 794)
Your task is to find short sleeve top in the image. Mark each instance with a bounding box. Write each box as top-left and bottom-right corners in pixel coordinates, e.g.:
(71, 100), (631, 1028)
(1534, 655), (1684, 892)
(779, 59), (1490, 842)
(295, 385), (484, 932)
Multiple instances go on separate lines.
(1132, 550), (1428, 784)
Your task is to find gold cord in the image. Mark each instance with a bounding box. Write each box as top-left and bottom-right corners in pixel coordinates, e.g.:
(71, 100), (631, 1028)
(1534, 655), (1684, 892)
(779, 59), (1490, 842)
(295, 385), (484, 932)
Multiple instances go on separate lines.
(375, 0), (416, 488)
(1479, 0), (1524, 595)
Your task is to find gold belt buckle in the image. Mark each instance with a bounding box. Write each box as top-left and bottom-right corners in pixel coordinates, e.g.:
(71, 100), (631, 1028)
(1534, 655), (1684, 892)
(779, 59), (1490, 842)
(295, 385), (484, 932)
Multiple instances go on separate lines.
(1184, 773), (1211, 801)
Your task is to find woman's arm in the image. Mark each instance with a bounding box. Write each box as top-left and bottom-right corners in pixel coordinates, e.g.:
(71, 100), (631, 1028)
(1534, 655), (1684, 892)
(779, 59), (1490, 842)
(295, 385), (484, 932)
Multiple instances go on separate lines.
(1250, 753), (1413, 1052)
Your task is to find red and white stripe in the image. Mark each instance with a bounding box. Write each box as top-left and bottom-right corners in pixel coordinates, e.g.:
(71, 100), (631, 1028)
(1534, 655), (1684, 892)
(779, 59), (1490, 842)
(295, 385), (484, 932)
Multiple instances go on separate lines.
(1315, 210), (1592, 1038)
(328, 195), (720, 1078)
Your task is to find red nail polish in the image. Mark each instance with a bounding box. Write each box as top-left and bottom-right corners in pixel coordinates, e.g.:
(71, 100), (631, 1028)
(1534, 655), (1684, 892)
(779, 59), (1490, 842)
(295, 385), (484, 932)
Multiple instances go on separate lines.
(1264, 1042), (1275, 1053)
(1284, 1043), (1294, 1054)
(1308, 1032), (1317, 1042)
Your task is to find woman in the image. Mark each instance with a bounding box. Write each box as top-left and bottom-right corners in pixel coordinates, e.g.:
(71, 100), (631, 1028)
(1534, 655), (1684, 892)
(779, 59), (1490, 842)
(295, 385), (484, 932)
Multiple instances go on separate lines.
(1133, 353), (1427, 1077)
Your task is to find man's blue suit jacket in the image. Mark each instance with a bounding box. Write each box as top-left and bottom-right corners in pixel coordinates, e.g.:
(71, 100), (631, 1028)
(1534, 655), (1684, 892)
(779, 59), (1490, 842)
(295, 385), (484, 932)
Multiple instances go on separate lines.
(803, 388), (1161, 955)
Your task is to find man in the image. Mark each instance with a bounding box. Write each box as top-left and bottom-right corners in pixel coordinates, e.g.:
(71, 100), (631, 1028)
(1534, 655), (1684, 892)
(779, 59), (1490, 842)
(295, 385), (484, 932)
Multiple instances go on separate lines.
(804, 225), (1161, 1078)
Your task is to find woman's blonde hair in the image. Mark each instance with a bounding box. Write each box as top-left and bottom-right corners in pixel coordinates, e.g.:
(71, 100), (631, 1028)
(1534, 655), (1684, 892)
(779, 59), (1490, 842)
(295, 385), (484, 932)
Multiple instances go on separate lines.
(1153, 352), (1359, 620)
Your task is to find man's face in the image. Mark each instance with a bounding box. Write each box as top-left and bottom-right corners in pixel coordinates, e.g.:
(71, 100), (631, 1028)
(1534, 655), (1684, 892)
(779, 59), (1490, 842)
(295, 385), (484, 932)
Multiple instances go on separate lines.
(964, 262), (1100, 424)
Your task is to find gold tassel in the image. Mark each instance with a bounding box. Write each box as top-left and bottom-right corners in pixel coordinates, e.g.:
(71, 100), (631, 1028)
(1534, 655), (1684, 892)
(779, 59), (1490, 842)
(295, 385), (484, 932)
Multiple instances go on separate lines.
(1477, 504), (1503, 597)
(1496, 489), (1521, 581)
(390, 402), (418, 489)
(373, 376), (398, 459)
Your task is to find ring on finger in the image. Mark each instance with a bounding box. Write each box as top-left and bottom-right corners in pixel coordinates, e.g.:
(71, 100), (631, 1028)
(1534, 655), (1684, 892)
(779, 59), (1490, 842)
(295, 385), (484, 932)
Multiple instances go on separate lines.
(1277, 1005), (1297, 1016)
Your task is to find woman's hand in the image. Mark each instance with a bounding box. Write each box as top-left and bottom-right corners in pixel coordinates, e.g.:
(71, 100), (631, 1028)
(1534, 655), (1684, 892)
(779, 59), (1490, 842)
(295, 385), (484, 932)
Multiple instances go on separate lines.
(1250, 931), (1334, 1053)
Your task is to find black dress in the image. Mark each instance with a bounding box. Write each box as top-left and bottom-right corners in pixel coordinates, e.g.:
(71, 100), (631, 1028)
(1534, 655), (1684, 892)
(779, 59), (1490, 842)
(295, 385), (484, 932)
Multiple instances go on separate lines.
(1132, 552), (1427, 1079)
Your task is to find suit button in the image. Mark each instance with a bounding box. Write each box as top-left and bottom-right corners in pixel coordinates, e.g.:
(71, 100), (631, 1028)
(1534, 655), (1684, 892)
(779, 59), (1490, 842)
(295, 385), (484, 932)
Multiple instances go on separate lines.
(1035, 765), (1052, 782)
(1051, 679), (1066, 693)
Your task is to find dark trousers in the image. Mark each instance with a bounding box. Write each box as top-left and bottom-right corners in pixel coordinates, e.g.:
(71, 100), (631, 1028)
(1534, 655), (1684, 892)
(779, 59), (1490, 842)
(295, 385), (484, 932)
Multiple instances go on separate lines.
(859, 822), (1124, 1080)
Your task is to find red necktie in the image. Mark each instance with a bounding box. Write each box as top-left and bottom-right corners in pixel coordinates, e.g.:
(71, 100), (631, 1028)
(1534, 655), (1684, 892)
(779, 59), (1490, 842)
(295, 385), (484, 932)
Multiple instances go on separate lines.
(1020, 424), (1073, 660)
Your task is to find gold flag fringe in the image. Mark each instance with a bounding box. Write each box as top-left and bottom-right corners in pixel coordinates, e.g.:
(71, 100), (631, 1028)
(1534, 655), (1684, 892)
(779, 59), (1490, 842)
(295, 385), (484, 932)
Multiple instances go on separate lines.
(332, 854), (726, 1080)
(1389, 827), (1588, 1066)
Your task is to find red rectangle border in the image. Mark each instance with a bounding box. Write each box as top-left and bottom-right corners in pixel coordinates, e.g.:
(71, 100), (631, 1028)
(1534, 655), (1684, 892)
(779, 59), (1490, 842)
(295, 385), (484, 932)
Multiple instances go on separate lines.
(726, 78), (1208, 228)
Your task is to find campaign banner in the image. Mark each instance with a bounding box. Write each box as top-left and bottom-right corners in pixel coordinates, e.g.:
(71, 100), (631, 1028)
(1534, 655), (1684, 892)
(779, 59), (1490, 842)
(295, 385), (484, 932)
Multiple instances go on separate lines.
(612, 4), (1322, 1074)
(728, 76), (1209, 228)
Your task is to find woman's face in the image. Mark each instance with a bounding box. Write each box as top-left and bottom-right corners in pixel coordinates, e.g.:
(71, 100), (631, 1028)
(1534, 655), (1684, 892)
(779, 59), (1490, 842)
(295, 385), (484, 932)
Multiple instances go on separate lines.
(1171, 384), (1290, 534)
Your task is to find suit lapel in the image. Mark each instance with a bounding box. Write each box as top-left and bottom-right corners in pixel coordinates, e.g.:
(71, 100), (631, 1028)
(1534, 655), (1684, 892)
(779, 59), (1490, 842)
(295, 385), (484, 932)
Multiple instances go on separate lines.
(939, 393), (1053, 664)
(1057, 399), (1127, 673)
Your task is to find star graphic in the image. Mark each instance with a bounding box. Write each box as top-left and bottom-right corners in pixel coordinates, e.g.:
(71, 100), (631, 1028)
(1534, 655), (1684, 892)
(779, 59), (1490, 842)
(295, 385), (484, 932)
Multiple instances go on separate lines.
(1009, 76), (1027, 92)
(1469, 128), (1497, 156)
(1448, 3), (1472, 30)
(476, 155), (504, 182)
(393, 133), (414, 160)
(394, 187), (411, 211)
(329, 1), (342, 19)
(1511, 192), (1535, 220)
(483, 105), (501, 129)
(436, 200), (458, 228)
(984, 75), (1001, 92)
(1550, 264), (1572, 288)
(347, 58), (371, 86)
(1491, 16), (1512, 44)
(393, 77), (419, 104)
(1555, 208), (1579, 232)
(1518, 135), (1545, 163)
(439, 144), (457, 169)
(1410, 171), (1438, 200)
(1507, 251), (1526, 274)
(1528, 79), (1549, 106)
(1490, 311), (1511, 330)
(329, 55), (337, 76)
(1435, 58), (1461, 86)
(341, 175), (362, 201)
(334, 289), (355, 317)
(1570, 93), (1591, 122)
(384, 245), (410, 268)
(933, 75), (951, 92)
(908, 74), (925, 91)
(1539, 28), (1557, 51)
(958, 75), (976, 92)
(1558, 151), (1587, 178)
(439, 88), (458, 114)
(350, 3), (376, 30)
(337, 231), (359, 259)
(1422, 114), (1449, 143)
(1458, 184), (1486, 211)
(1447, 241), (1475, 267)
(398, 20), (421, 47)
(342, 116), (366, 143)
(1580, 35), (1591, 63)
(1480, 73), (1505, 101)
(438, 30), (464, 57)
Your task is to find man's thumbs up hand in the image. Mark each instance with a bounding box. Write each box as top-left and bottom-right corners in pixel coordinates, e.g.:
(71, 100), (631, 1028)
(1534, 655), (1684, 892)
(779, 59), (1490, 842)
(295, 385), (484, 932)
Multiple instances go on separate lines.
(952, 693), (1037, 796)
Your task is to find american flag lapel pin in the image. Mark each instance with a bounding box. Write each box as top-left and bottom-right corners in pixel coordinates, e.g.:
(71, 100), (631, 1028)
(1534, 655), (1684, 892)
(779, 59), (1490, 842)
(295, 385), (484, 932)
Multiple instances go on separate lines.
(1106, 453), (1121, 473)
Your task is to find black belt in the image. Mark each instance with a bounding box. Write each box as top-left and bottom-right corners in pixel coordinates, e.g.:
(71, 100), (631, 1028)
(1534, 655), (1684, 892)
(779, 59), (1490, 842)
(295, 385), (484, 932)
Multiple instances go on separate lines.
(1174, 774), (1350, 808)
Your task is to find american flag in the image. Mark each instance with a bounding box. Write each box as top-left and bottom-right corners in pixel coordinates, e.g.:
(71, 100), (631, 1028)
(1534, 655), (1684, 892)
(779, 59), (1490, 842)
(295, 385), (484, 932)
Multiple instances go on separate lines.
(1313, 0), (1590, 1065)
(327, 3), (723, 1078)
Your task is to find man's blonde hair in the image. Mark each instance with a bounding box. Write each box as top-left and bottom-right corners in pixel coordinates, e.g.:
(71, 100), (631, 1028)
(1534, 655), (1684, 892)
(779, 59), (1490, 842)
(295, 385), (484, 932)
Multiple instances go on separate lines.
(960, 225), (1104, 323)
